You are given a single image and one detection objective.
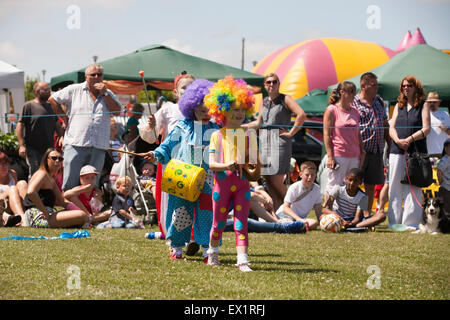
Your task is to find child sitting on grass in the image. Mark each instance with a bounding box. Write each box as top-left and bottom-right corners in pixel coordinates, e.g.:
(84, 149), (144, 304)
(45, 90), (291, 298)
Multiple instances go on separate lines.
(322, 168), (385, 230)
(275, 161), (322, 230)
(64, 165), (110, 228)
(97, 176), (142, 229)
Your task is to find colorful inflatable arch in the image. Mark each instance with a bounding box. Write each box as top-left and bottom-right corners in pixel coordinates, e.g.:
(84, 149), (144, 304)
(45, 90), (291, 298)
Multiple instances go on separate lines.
(251, 38), (396, 107)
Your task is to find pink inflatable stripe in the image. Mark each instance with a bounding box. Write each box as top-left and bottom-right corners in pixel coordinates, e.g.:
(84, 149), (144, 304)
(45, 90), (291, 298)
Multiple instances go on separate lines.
(253, 45), (289, 75)
(303, 40), (337, 91)
(382, 45), (397, 59)
(272, 39), (337, 91)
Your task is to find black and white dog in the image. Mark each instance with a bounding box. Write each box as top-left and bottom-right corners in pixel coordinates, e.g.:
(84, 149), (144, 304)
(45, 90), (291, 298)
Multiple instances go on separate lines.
(413, 197), (450, 234)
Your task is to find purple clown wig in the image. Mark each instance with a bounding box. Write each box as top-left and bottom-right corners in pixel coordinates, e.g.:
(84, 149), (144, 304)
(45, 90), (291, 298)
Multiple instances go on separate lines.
(178, 78), (214, 120)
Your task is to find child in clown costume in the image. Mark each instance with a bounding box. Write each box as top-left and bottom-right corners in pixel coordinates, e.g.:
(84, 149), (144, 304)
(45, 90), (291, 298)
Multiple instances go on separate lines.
(144, 79), (218, 260)
(204, 75), (259, 272)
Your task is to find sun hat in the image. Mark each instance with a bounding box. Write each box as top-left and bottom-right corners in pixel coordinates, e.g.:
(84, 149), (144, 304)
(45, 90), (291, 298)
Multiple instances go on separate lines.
(426, 92), (441, 102)
(80, 165), (99, 176)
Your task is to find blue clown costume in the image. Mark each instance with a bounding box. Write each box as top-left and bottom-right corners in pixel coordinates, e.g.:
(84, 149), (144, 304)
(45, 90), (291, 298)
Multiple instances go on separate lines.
(153, 118), (219, 254)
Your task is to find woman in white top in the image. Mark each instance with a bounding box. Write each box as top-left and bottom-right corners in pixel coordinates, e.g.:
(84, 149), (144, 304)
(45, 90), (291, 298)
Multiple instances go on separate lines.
(0, 152), (28, 227)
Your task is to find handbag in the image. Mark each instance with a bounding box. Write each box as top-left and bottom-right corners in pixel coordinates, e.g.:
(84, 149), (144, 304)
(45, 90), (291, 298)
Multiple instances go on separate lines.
(400, 141), (433, 188)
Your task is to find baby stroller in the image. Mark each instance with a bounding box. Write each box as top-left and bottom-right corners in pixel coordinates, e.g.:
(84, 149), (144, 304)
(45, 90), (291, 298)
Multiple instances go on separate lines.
(108, 145), (157, 226)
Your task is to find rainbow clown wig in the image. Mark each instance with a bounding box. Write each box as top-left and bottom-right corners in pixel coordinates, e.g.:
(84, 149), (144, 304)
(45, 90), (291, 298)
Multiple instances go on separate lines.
(204, 75), (255, 126)
(178, 78), (214, 120)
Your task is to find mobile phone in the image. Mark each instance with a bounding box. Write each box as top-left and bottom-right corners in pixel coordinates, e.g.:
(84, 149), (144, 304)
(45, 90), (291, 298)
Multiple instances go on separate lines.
(333, 162), (340, 170)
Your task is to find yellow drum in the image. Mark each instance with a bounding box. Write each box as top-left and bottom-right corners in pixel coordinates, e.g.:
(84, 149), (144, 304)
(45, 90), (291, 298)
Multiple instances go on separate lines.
(161, 159), (206, 202)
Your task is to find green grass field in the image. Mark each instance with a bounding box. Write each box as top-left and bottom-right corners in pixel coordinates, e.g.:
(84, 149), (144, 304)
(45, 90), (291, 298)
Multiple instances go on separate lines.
(1, 221), (449, 301)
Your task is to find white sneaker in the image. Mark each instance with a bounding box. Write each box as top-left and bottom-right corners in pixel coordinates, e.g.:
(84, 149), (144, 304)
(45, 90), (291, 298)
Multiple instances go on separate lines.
(207, 252), (220, 266)
(237, 263), (253, 272)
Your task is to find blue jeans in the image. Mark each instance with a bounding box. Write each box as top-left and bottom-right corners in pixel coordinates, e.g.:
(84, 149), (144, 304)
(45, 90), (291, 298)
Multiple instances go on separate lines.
(63, 145), (105, 190)
(225, 218), (286, 233)
(110, 219), (137, 229)
(96, 218), (137, 229)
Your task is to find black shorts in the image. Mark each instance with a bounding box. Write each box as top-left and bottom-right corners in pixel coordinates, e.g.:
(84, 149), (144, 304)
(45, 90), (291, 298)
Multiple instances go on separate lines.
(361, 152), (385, 185)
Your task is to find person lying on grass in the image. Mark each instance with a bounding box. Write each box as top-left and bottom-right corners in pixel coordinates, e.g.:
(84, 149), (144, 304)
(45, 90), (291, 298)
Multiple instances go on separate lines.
(322, 167), (386, 229)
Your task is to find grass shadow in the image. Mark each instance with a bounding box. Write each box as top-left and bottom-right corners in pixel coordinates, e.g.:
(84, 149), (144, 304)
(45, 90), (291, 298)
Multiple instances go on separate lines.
(254, 267), (340, 274)
(218, 252), (282, 258)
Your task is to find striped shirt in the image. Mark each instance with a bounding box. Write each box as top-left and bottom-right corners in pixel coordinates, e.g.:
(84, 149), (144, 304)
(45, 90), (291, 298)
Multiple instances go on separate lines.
(353, 94), (387, 154)
(330, 185), (368, 220)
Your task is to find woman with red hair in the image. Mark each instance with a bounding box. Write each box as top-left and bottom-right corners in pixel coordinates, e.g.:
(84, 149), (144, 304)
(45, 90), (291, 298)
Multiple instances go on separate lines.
(388, 75), (430, 230)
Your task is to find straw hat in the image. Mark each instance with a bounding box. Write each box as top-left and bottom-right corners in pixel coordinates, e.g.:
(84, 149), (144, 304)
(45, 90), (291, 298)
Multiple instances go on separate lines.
(426, 92), (442, 102)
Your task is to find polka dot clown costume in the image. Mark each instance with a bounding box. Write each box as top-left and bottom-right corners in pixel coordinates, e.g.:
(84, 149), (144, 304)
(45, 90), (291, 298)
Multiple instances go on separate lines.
(204, 75), (258, 272)
(150, 79), (219, 260)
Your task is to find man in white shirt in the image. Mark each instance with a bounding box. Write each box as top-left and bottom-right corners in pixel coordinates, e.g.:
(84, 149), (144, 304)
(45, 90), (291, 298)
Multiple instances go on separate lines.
(275, 161), (323, 229)
(49, 64), (122, 190)
(425, 92), (450, 156)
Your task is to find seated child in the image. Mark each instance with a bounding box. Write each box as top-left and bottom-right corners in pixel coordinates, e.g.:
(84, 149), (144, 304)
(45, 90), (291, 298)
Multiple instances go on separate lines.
(275, 161), (323, 230)
(133, 161), (157, 223)
(64, 165), (110, 227)
(322, 167), (385, 229)
(138, 161), (156, 190)
(97, 176), (142, 229)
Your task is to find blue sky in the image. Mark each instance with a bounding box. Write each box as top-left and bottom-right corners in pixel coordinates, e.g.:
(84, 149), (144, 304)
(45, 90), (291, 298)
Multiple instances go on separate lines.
(1, 0), (449, 82)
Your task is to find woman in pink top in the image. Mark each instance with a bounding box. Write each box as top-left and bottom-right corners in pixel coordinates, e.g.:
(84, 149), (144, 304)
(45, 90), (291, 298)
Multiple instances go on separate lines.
(323, 81), (365, 195)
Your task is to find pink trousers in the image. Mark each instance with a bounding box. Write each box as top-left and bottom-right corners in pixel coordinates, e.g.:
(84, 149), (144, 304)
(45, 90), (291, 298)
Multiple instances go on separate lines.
(210, 170), (251, 247)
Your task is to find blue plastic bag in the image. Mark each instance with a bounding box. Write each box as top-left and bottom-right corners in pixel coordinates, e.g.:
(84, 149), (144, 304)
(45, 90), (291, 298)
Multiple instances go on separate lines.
(1, 230), (90, 240)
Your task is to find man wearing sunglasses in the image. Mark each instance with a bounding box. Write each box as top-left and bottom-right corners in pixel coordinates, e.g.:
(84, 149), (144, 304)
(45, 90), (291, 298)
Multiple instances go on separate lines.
(49, 64), (122, 190)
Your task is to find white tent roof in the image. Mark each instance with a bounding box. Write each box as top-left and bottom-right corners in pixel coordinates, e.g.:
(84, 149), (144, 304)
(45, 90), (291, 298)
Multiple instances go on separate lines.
(0, 60), (24, 88)
(0, 60), (25, 133)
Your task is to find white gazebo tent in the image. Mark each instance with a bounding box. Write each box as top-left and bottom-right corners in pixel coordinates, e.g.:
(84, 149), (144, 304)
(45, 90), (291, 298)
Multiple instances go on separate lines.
(0, 60), (25, 134)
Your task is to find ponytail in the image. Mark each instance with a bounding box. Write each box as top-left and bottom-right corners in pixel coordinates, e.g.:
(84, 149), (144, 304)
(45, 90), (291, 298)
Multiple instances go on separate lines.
(328, 81), (356, 105)
(329, 88), (340, 104)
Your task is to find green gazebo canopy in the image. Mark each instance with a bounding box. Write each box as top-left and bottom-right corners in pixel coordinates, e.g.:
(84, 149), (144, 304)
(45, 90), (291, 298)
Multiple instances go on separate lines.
(296, 89), (329, 115)
(50, 45), (264, 91)
(328, 44), (450, 105)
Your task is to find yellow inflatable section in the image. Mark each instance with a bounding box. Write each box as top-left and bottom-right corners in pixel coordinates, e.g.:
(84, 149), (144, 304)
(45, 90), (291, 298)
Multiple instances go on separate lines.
(251, 38), (396, 111)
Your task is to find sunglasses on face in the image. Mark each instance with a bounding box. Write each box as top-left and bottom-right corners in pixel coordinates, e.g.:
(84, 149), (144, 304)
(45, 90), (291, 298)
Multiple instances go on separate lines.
(265, 80), (278, 85)
(402, 84), (413, 88)
(49, 156), (64, 162)
(89, 73), (103, 77)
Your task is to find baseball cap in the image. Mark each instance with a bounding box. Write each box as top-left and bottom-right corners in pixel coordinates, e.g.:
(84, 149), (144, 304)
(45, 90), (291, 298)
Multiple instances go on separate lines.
(80, 165), (99, 176)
